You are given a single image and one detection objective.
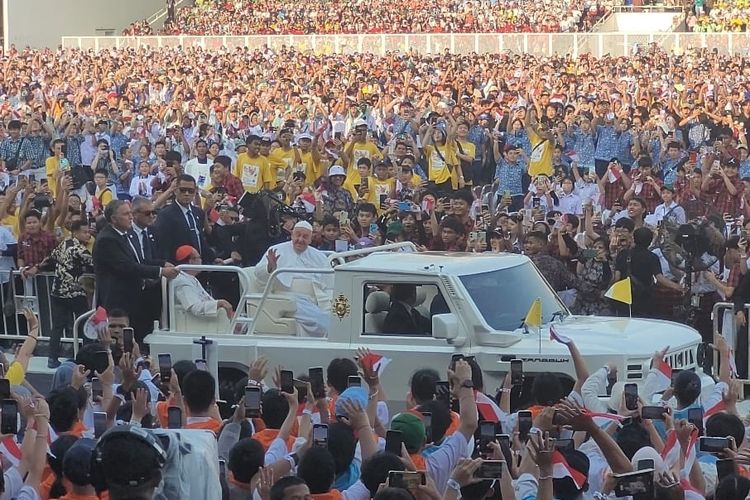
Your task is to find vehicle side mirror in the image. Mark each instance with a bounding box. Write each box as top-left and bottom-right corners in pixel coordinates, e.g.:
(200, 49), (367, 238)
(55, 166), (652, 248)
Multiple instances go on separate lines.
(433, 313), (458, 341)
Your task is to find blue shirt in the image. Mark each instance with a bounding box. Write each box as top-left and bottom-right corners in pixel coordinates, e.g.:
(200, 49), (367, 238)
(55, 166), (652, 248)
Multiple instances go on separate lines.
(740, 159), (750, 179)
(467, 125), (487, 161)
(660, 152), (688, 186)
(595, 125), (619, 161)
(569, 128), (596, 168)
(494, 158), (526, 195)
(507, 130), (531, 158)
(614, 131), (635, 167)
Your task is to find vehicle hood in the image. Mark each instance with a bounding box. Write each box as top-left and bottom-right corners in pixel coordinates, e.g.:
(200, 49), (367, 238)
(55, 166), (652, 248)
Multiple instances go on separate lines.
(542, 316), (701, 355)
(482, 316), (702, 357)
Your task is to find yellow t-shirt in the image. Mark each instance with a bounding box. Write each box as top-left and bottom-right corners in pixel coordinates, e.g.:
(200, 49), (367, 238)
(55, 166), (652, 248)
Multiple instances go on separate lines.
(1, 212), (19, 239)
(346, 142), (382, 185)
(268, 147), (299, 184)
(45, 157), (59, 197)
(6, 361), (23, 385)
(95, 187), (113, 208)
(298, 151), (321, 186)
(234, 153), (271, 193)
(528, 129), (554, 177)
(364, 177), (395, 212)
(424, 143), (455, 185)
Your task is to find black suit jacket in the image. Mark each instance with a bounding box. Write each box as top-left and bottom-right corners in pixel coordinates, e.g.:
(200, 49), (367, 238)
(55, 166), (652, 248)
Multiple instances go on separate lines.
(153, 202), (214, 263)
(383, 301), (431, 335)
(93, 225), (161, 315)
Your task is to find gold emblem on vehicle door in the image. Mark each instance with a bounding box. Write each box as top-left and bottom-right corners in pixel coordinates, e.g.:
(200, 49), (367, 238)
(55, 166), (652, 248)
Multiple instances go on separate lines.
(332, 294), (351, 320)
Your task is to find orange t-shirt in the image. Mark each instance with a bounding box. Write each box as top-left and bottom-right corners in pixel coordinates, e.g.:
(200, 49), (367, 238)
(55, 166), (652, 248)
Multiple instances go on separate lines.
(409, 453), (427, 471)
(53, 493), (102, 500)
(185, 418), (222, 434)
(445, 411), (460, 436)
(156, 397), (177, 428)
(251, 429), (296, 452)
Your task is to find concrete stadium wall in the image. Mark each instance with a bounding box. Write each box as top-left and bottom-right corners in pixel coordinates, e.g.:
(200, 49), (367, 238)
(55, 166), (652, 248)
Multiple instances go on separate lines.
(2, 0), (163, 49)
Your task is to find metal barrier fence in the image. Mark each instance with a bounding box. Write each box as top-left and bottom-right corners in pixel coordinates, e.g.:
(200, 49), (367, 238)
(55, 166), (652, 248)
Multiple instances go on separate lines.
(0, 270), (93, 344)
(61, 32), (750, 56)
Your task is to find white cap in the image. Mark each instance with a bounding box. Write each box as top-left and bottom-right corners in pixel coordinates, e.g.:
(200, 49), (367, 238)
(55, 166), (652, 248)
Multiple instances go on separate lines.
(294, 220), (313, 232)
(328, 165), (346, 177)
(352, 118), (368, 129)
(297, 132), (313, 142)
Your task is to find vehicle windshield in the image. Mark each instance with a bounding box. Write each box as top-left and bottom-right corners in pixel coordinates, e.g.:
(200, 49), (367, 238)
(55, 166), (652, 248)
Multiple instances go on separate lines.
(458, 262), (568, 331)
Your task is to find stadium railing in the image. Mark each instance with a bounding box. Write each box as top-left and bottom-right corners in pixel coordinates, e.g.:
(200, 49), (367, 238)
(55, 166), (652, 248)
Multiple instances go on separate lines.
(62, 32), (750, 57)
(0, 270), (94, 343)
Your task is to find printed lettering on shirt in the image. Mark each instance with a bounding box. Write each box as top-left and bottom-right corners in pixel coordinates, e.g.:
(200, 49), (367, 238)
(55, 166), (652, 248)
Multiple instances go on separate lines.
(242, 164), (260, 187)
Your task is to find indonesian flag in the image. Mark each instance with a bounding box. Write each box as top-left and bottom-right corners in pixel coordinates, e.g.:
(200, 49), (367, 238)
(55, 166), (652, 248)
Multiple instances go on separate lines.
(584, 409), (628, 428)
(83, 306), (109, 341)
(652, 357), (672, 393)
(360, 352), (391, 377)
(475, 391), (503, 423)
(661, 430), (681, 471)
(549, 324), (572, 344)
(568, 151), (580, 164)
(703, 399), (727, 422)
(607, 164), (623, 184)
(0, 436), (21, 466)
(661, 427), (699, 476)
(551, 450), (586, 489)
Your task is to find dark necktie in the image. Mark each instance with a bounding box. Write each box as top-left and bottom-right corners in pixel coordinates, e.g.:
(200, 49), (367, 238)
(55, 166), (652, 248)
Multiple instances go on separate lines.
(141, 229), (153, 262)
(185, 208), (202, 254)
(125, 231), (142, 263)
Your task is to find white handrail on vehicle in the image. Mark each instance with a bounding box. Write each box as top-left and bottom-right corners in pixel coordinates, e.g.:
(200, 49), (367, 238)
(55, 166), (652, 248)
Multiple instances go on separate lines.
(237, 267), (335, 337)
(72, 308), (96, 358)
(712, 302), (750, 391)
(328, 241), (417, 266)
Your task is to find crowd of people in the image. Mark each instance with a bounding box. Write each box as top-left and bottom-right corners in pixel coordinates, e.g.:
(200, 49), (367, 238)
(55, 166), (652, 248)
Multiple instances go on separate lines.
(0, 301), (746, 499)
(122, 0), (611, 35)
(686, 0), (750, 32)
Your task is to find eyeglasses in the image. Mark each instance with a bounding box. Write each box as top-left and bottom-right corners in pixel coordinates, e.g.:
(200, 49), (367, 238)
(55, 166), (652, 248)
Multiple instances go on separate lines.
(178, 187), (196, 194)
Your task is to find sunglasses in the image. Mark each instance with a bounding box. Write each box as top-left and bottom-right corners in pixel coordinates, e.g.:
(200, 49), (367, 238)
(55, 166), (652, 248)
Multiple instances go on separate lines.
(138, 210), (155, 216)
(178, 187), (196, 194)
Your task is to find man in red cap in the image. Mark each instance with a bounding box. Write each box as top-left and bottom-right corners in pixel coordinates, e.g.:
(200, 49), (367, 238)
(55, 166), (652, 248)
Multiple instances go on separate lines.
(172, 245), (233, 318)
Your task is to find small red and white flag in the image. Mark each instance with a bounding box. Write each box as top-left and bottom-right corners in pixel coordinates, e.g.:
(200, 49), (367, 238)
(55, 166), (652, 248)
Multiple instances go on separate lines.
(584, 410), (628, 428)
(704, 399), (727, 422)
(607, 165), (623, 184)
(83, 306), (109, 340)
(475, 391), (503, 423)
(661, 430), (681, 471)
(551, 450), (586, 489)
(549, 324), (572, 345)
(361, 352), (391, 377)
(0, 436), (21, 466)
(652, 357), (672, 393)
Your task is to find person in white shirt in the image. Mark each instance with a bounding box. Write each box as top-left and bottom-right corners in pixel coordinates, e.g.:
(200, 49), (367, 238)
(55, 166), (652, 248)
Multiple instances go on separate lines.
(555, 177), (583, 215)
(172, 245), (233, 318)
(653, 185), (687, 226)
(255, 221), (333, 337)
(128, 161), (156, 199)
(184, 139), (212, 190)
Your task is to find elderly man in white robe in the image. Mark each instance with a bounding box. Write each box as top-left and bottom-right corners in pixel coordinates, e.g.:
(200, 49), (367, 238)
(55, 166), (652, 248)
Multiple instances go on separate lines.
(173, 245), (234, 318)
(254, 221), (333, 337)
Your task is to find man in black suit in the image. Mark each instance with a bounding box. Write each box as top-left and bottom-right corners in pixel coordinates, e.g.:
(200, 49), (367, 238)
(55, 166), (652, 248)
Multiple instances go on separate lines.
(130, 196), (166, 345)
(153, 174), (215, 264)
(93, 200), (179, 343)
(383, 284), (432, 335)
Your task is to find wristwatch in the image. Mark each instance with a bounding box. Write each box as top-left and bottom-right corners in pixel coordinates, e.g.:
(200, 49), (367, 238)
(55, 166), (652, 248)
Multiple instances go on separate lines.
(460, 380), (474, 389)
